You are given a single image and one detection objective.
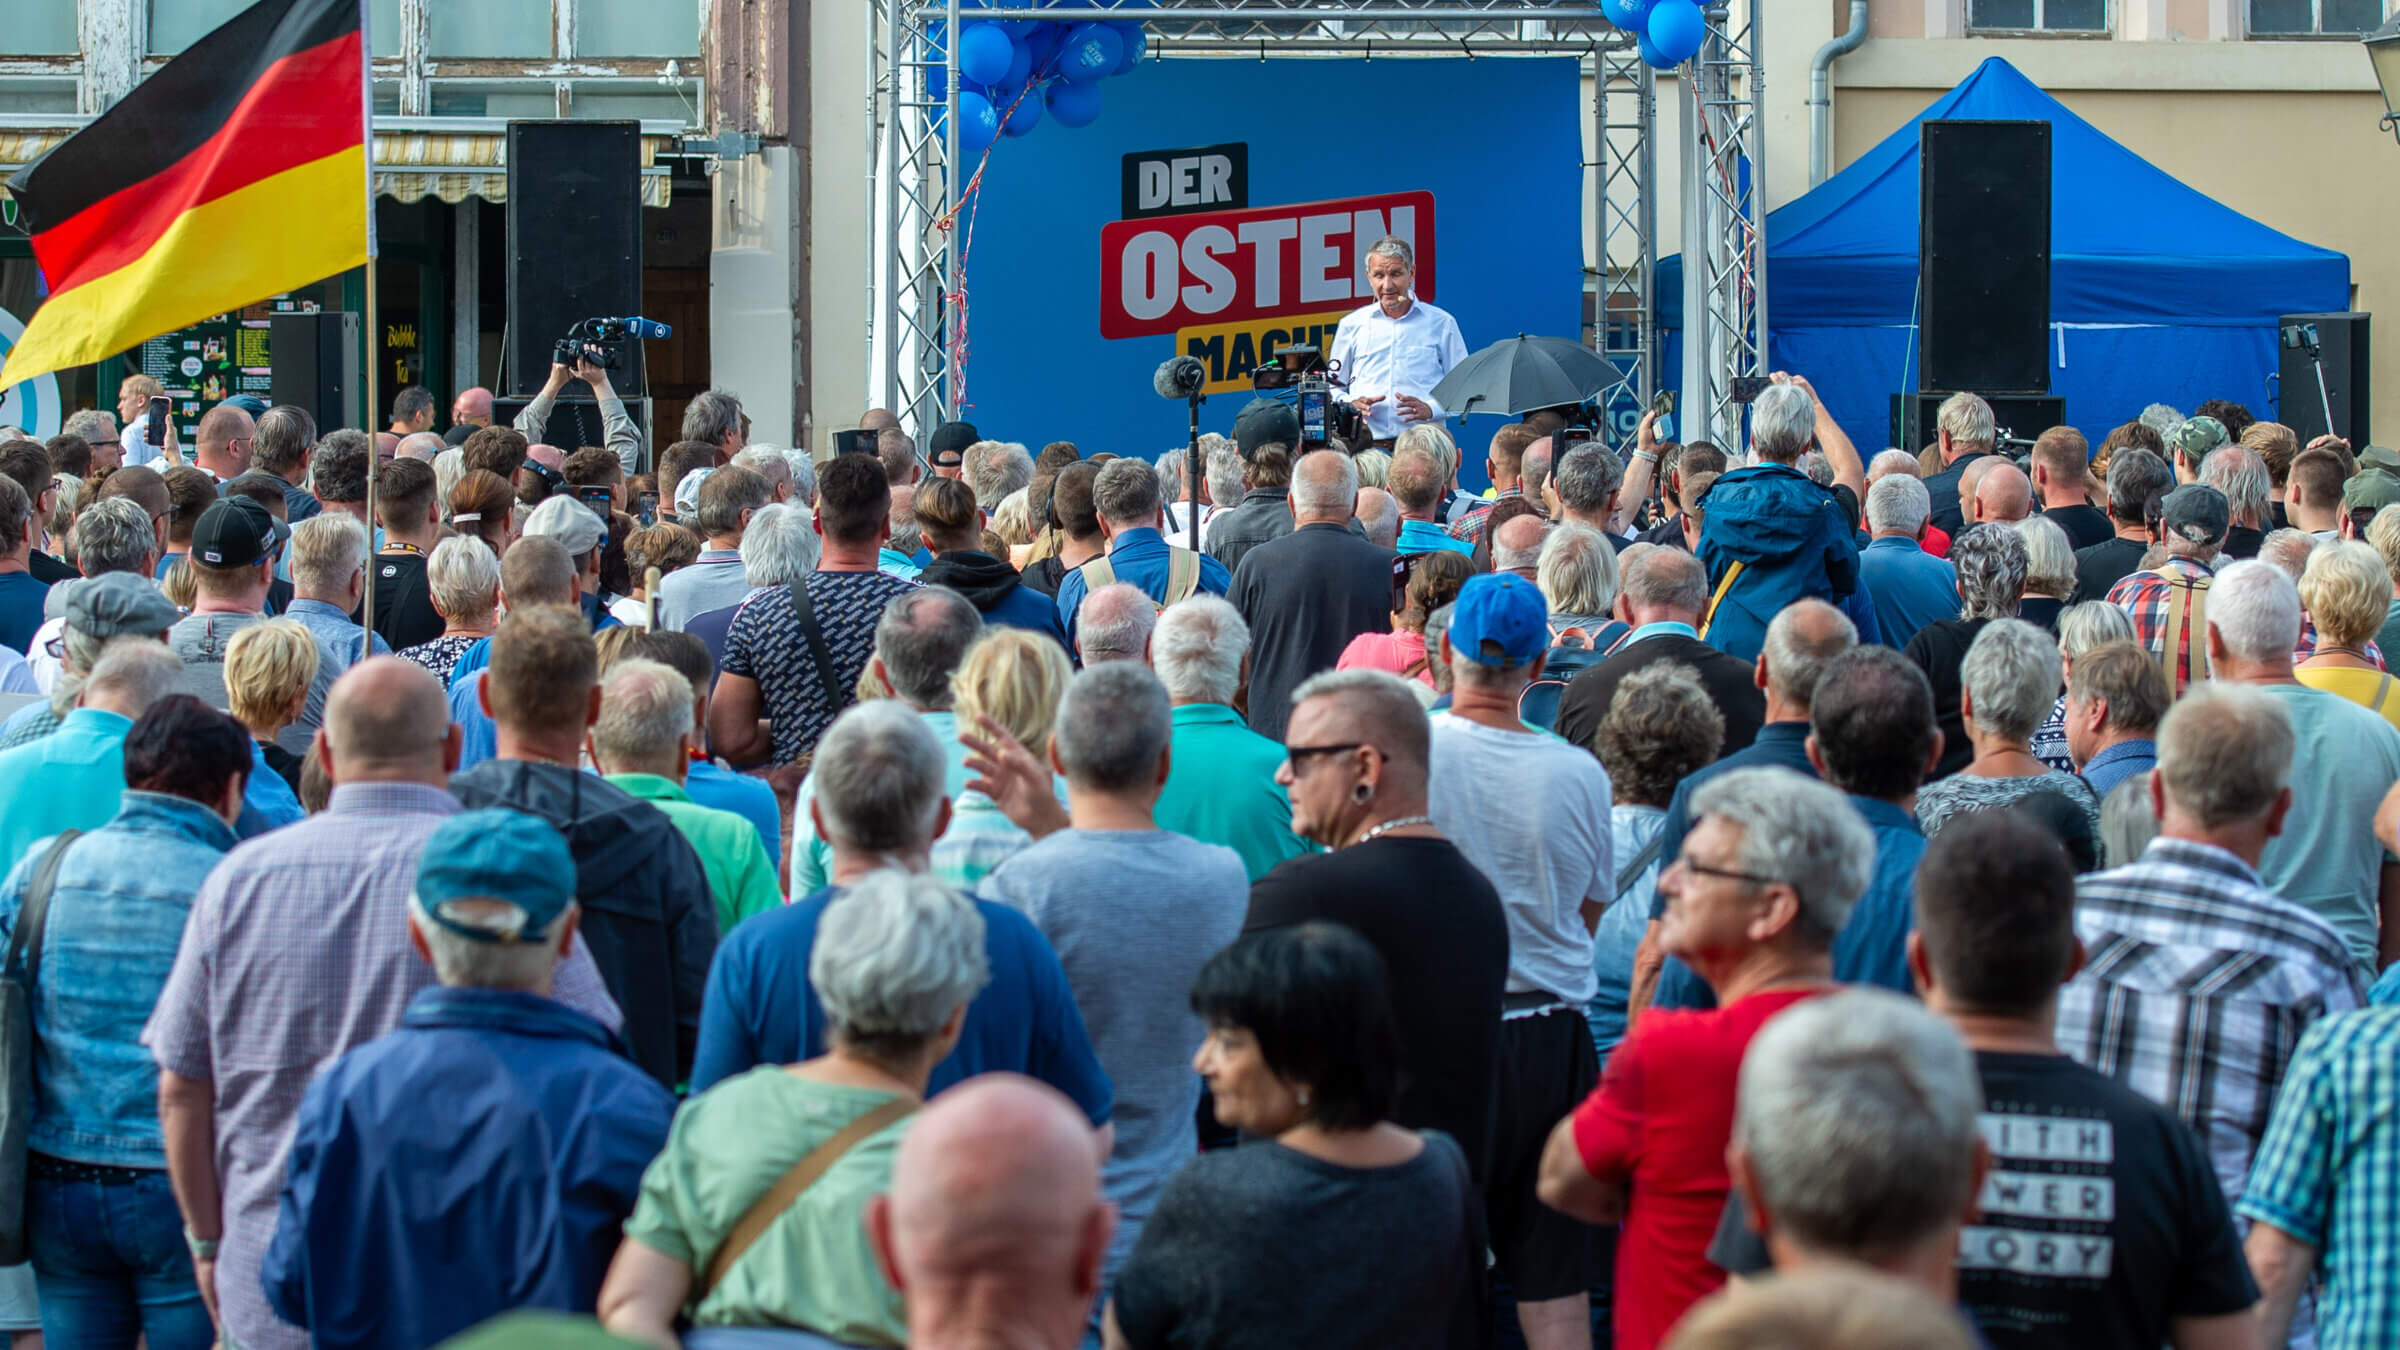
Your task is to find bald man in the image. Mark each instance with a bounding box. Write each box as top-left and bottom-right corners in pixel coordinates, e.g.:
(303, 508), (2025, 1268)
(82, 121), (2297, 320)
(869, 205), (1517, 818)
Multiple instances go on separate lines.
(1492, 511), (1549, 581)
(1971, 460), (2033, 525)
(1955, 455), (1996, 527)
(869, 1075), (1114, 1350)
(451, 386), (494, 429)
(396, 431), (445, 461)
(193, 404), (255, 482)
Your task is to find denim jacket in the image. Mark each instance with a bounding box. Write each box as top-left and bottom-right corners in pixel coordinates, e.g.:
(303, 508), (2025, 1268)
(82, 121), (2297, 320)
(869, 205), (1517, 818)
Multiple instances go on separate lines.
(0, 791), (238, 1168)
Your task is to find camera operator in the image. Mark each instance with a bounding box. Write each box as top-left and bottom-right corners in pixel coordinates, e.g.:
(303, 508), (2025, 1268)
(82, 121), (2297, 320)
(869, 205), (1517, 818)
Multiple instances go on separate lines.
(516, 353), (643, 478)
(1327, 236), (1469, 448)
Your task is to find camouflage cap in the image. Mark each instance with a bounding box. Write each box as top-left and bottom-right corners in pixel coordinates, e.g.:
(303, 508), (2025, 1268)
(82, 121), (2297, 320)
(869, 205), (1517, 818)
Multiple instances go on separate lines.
(2169, 416), (2230, 463)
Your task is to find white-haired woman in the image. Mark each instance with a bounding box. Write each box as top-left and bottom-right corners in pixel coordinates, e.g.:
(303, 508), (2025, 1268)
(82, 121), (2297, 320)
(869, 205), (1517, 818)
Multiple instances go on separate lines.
(2011, 514), (2077, 634)
(1903, 523), (2027, 778)
(1913, 618), (2102, 868)
(599, 868), (989, 1346)
(2030, 600), (2135, 772)
(396, 535), (500, 685)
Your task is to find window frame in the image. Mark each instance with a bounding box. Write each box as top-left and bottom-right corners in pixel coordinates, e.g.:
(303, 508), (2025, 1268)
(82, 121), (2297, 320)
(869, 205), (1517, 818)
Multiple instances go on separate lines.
(1966, 0), (2117, 35)
(2245, 0), (2393, 37)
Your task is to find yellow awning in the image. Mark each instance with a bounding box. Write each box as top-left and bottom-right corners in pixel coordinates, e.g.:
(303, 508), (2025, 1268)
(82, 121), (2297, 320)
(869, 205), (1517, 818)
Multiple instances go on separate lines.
(0, 129), (673, 208)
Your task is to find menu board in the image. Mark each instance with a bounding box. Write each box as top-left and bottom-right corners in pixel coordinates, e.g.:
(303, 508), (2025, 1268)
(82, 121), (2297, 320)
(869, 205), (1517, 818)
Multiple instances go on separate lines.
(135, 294), (320, 421)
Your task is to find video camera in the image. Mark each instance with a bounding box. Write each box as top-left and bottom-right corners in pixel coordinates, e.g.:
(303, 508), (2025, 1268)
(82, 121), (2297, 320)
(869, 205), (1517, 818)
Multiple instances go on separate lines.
(1249, 344), (1361, 451)
(555, 316), (673, 371)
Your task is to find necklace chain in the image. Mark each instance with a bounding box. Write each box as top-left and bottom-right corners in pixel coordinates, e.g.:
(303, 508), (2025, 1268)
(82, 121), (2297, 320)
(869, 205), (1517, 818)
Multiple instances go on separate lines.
(1351, 814), (1434, 848)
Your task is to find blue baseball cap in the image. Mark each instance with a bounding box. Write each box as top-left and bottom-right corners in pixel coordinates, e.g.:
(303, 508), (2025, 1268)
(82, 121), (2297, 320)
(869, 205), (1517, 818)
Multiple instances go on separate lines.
(413, 809), (577, 943)
(1448, 571), (1549, 668)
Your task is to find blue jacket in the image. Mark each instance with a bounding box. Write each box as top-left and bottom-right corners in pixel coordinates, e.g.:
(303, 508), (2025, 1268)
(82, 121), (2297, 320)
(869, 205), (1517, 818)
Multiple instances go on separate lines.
(263, 987), (674, 1349)
(0, 791), (237, 1168)
(692, 886), (1114, 1126)
(1695, 463), (1860, 663)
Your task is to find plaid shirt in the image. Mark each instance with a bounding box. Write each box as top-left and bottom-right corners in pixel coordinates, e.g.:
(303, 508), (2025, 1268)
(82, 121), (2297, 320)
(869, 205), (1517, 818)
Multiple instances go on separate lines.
(143, 783), (621, 1350)
(1445, 486), (1523, 546)
(2242, 1007), (2400, 1349)
(2106, 555), (2215, 695)
(2057, 838), (2364, 1212)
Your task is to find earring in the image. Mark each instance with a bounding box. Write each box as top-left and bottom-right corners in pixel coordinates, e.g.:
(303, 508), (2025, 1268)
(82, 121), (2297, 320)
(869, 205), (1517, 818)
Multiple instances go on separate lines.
(1353, 783), (1373, 804)
(1296, 1087), (1311, 1108)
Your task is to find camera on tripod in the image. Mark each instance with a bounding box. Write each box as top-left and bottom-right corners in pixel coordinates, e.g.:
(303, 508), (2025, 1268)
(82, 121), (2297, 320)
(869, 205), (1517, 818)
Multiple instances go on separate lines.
(1249, 345), (1360, 450)
(554, 316), (672, 371)
(2281, 322), (2321, 356)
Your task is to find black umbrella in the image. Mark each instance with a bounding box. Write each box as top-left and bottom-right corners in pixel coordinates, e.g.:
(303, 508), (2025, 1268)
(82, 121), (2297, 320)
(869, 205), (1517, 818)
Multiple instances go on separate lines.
(1429, 334), (1619, 417)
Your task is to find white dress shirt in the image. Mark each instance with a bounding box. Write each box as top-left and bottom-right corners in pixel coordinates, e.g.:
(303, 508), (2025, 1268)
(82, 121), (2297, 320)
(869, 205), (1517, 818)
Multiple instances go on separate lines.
(1328, 295), (1470, 441)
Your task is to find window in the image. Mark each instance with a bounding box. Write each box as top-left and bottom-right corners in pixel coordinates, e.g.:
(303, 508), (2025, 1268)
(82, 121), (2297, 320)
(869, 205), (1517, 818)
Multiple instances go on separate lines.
(2, 0), (77, 56)
(2250, 0), (2387, 34)
(151, 0), (254, 54)
(580, 0), (702, 58)
(429, 0), (552, 59)
(1969, 0), (2110, 31)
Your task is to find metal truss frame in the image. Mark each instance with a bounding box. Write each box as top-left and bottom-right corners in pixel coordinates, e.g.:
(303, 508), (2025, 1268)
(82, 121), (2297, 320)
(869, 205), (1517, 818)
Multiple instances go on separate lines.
(869, 2), (1746, 444)
(1678, 1), (1767, 454)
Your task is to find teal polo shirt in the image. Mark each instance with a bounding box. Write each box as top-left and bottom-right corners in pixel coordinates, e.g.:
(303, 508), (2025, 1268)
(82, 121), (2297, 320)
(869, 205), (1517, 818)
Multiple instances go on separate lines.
(1154, 703), (1315, 882)
(0, 707), (136, 873)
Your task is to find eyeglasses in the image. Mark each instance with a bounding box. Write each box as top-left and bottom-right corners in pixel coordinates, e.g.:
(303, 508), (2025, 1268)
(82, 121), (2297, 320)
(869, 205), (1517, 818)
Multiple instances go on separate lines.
(1670, 857), (1782, 888)
(1284, 742), (1366, 771)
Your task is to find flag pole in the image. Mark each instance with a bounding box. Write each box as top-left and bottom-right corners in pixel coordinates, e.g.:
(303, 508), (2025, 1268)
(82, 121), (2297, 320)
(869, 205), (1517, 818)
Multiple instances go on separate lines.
(358, 3), (379, 646)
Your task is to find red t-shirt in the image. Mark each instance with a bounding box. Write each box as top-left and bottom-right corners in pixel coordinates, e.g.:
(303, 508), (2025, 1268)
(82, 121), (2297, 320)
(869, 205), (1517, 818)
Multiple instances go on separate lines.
(1922, 522), (1954, 557)
(1571, 987), (1823, 1350)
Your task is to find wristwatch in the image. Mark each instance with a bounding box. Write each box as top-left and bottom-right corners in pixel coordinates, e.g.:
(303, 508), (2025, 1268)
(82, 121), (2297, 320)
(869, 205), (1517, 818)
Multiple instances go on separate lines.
(185, 1226), (218, 1261)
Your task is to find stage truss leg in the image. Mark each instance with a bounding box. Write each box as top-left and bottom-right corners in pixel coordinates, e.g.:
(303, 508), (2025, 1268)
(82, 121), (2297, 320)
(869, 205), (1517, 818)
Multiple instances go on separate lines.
(1679, 0), (1767, 457)
(1595, 43), (1657, 438)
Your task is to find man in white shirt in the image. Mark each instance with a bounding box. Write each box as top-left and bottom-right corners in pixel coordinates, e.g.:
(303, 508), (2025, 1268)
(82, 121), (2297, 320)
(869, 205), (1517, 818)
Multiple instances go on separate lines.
(1328, 236), (1469, 446)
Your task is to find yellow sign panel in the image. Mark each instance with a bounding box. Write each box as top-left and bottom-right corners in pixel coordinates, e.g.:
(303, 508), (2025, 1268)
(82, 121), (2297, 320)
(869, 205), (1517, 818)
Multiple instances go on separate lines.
(1174, 309), (1351, 397)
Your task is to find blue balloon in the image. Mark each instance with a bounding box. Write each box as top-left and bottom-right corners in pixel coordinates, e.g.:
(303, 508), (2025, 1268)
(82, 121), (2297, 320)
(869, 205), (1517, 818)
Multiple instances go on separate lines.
(1046, 79), (1103, 128)
(1111, 21), (1147, 74)
(1601, 0), (1655, 30)
(999, 86), (1044, 137)
(956, 89), (1001, 155)
(1058, 22), (1122, 85)
(1003, 35), (1033, 88)
(1645, 0), (1707, 66)
(1023, 21), (1064, 70)
(958, 23), (1014, 88)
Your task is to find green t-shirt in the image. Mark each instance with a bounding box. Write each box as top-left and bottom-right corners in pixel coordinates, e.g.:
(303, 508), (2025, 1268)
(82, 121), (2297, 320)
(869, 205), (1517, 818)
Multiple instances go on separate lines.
(624, 1068), (911, 1343)
(1154, 704), (1315, 883)
(608, 772), (784, 935)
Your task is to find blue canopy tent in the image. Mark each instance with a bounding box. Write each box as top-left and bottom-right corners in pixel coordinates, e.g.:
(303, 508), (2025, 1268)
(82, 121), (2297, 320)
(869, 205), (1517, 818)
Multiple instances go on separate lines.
(1659, 57), (2349, 452)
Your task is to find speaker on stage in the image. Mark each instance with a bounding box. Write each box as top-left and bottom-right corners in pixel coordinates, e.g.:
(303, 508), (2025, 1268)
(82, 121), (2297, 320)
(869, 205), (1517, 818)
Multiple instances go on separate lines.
(1892, 391), (2066, 457)
(269, 311), (362, 432)
(1919, 120), (2052, 396)
(2277, 312), (2371, 449)
(506, 120), (643, 399)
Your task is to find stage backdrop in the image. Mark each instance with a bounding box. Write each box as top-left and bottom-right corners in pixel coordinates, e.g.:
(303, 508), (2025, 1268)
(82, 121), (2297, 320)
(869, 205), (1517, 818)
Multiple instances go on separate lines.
(955, 56), (1584, 493)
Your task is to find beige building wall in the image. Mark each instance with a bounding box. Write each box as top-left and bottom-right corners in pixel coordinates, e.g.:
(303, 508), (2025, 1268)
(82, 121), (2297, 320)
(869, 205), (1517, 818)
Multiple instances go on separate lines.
(1824, 35), (2392, 441)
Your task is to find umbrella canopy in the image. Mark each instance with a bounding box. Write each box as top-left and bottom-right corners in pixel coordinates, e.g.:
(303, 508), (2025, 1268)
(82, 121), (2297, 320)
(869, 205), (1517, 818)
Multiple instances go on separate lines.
(1430, 334), (1616, 418)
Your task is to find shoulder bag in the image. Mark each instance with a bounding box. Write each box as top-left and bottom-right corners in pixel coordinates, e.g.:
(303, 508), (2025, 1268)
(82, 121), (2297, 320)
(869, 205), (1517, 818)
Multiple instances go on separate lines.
(0, 829), (81, 1264)
(697, 1094), (918, 1298)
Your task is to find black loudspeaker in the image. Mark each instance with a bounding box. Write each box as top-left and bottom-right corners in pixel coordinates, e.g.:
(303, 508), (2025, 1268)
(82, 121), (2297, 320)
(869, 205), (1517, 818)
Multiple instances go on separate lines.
(505, 120), (643, 399)
(268, 311), (362, 432)
(493, 396), (651, 458)
(1919, 120), (2052, 395)
(1892, 392), (2066, 456)
(2277, 312), (2371, 449)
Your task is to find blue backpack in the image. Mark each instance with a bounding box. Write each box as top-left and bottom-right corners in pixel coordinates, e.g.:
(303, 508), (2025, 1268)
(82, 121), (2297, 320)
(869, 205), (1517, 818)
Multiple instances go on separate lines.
(1518, 620), (1630, 733)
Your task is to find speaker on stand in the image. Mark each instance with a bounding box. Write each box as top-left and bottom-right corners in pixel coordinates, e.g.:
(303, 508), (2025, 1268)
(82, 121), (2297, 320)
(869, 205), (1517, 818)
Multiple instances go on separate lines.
(2277, 312), (2371, 448)
(268, 311), (363, 432)
(504, 121), (644, 401)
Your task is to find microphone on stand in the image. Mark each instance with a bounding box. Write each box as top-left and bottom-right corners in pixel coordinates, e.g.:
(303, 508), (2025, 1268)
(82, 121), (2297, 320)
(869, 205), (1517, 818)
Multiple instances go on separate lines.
(1154, 356), (1209, 549)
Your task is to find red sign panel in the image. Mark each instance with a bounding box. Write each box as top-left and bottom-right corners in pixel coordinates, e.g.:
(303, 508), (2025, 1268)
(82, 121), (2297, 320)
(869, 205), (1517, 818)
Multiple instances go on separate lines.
(1098, 190), (1435, 341)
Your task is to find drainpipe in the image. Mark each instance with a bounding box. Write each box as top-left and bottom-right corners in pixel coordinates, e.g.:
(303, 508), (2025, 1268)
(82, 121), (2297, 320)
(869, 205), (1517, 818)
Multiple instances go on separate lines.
(1810, 0), (1870, 188)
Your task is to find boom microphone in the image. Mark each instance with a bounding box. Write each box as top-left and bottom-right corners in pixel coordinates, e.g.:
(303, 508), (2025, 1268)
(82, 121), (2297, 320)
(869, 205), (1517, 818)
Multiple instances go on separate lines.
(1153, 355), (1207, 400)
(617, 316), (674, 340)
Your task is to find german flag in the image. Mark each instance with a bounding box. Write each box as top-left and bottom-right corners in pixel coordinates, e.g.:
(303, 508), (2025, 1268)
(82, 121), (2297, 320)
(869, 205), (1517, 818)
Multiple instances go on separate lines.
(0, 0), (368, 388)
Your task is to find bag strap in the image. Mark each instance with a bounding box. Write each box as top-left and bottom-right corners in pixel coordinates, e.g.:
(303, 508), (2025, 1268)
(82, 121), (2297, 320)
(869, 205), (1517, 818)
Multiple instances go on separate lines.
(2373, 673), (2395, 715)
(1615, 830), (1668, 902)
(1080, 555), (1118, 592)
(1697, 560), (1745, 642)
(6, 830), (81, 984)
(700, 1094), (918, 1296)
(1163, 547), (1202, 607)
(2160, 574), (2210, 692)
(784, 580), (849, 718)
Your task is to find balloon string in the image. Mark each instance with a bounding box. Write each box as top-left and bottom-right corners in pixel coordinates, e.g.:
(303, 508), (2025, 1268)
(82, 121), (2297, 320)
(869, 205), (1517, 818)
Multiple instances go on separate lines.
(934, 69), (1049, 417)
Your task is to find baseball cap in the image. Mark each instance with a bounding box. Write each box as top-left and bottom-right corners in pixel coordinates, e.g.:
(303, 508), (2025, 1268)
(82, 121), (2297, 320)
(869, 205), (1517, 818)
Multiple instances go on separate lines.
(62, 572), (180, 638)
(220, 393), (271, 419)
(1234, 399), (1301, 462)
(2346, 448), (2400, 513)
(523, 493), (606, 557)
(673, 464), (718, 515)
(1447, 572), (1549, 668)
(2160, 482), (2231, 546)
(414, 809), (578, 943)
(928, 420), (980, 468)
(188, 496), (276, 569)
(2170, 416), (2229, 463)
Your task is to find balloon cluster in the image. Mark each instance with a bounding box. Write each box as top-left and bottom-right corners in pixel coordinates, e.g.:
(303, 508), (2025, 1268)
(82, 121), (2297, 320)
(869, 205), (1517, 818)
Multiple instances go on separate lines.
(1602, 0), (1707, 69)
(947, 18), (1147, 156)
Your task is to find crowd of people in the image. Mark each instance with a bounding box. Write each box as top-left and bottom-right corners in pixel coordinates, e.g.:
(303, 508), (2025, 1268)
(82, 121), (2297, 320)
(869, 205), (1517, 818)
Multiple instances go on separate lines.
(4, 360), (2400, 1350)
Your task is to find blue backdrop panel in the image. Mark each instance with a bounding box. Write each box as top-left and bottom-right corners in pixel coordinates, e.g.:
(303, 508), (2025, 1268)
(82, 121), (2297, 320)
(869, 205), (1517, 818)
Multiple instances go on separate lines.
(957, 57), (1584, 490)
(1660, 57), (2347, 452)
